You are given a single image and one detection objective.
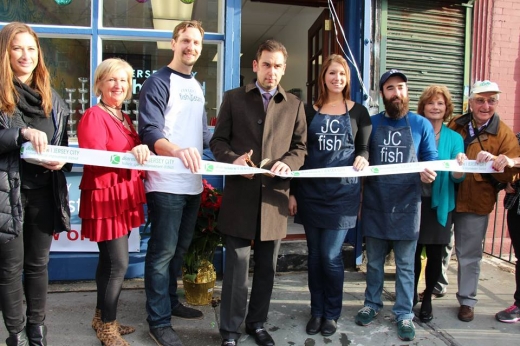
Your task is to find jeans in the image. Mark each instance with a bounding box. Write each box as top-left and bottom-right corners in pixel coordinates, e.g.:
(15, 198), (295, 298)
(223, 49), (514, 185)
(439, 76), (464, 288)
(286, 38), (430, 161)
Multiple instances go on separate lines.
(0, 187), (54, 333)
(144, 192), (201, 328)
(364, 236), (417, 321)
(305, 226), (348, 320)
(96, 235), (129, 322)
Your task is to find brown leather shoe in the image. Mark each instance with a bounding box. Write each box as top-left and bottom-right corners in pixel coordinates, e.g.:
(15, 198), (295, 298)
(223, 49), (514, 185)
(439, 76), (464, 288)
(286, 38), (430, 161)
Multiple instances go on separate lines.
(458, 305), (474, 322)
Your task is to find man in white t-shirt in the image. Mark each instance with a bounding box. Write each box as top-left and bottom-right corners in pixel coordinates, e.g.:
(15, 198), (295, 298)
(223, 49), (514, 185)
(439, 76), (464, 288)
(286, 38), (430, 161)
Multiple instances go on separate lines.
(138, 20), (210, 346)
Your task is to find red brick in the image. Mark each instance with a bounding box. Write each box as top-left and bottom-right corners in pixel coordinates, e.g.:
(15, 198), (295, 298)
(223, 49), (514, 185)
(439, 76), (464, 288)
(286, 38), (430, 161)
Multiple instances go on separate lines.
(497, 1), (514, 9)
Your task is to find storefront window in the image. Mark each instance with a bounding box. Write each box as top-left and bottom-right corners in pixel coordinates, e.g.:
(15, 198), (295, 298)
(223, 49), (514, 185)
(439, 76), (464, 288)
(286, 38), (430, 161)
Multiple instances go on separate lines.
(0, 0), (91, 27)
(40, 38), (91, 137)
(1, 0), (226, 138)
(103, 0), (222, 33)
(102, 40), (219, 126)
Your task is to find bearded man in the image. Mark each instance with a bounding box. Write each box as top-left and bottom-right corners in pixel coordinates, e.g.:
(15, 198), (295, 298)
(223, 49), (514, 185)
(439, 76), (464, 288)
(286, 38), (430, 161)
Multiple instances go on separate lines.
(355, 70), (438, 342)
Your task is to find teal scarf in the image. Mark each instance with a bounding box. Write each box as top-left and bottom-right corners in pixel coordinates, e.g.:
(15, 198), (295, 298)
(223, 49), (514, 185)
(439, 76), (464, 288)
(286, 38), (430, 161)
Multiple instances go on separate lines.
(430, 124), (465, 226)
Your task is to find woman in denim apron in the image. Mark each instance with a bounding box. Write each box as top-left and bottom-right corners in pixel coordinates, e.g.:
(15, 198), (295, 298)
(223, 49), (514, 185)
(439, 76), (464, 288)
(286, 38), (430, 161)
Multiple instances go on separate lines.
(289, 55), (371, 337)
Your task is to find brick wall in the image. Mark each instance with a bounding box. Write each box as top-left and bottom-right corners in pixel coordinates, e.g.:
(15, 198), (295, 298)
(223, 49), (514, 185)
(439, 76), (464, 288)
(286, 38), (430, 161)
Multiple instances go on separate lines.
(482, 0), (520, 256)
(489, 0), (520, 128)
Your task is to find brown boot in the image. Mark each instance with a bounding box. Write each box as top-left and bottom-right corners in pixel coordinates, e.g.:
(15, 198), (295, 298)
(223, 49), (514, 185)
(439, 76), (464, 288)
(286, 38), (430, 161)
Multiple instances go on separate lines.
(92, 309), (136, 335)
(96, 321), (130, 346)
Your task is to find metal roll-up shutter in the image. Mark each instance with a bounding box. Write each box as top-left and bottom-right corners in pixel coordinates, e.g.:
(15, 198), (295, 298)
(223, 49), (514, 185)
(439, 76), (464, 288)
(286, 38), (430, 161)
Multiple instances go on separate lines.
(386, 0), (466, 114)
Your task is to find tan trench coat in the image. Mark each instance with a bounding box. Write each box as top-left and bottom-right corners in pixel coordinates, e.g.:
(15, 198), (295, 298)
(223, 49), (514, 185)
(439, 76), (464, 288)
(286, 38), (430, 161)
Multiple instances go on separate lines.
(210, 83), (307, 240)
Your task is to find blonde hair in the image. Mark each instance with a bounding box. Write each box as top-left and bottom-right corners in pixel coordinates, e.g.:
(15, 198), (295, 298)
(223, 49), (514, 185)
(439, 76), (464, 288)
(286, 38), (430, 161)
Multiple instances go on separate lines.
(0, 22), (52, 115)
(93, 58), (134, 100)
(417, 85), (454, 122)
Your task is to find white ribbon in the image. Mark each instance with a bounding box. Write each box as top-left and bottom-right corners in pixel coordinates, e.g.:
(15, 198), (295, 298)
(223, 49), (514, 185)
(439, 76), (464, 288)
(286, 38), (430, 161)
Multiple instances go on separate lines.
(20, 143), (500, 178)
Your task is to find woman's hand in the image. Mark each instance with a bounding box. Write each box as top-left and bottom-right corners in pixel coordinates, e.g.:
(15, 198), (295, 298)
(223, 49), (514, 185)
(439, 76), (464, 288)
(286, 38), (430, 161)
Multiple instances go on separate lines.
(353, 156), (369, 171)
(451, 152), (468, 179)
(23, 128), (48, 154)
(288, 195), (297, 216)
(131, 144), (150, 165)
(455, 152), (467, 166)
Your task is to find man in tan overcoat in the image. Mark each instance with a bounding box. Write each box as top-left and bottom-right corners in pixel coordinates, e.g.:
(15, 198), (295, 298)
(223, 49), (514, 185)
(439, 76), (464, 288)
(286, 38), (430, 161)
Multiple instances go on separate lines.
(210, 39), (307, 346)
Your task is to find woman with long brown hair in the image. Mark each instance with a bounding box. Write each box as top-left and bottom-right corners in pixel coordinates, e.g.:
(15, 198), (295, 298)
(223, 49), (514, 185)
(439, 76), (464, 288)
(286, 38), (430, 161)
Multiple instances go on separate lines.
(289, 54), (371, 336)
(0, 22), (71, 346)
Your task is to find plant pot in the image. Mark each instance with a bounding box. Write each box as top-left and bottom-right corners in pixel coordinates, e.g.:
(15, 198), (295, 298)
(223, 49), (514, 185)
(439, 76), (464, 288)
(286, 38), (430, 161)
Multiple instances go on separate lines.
(182, 261), (217, 306)
(183, 278), (216, 306)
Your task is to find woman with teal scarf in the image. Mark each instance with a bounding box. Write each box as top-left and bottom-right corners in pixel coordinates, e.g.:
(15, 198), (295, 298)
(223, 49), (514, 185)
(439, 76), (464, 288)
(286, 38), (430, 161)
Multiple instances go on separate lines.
(413, 85), (466, 322)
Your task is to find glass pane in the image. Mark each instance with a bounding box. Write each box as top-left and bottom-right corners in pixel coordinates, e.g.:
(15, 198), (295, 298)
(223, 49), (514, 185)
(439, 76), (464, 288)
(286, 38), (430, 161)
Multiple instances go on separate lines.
(103, 0), (221, 33)
(0, 0), (91, 26)
(40, 38), (91, 138)
(102, 40), (219, 125)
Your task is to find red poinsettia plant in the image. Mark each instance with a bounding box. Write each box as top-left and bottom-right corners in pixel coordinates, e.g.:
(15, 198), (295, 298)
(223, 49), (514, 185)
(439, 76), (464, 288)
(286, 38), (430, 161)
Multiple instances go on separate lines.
(183, 179), (223, 283)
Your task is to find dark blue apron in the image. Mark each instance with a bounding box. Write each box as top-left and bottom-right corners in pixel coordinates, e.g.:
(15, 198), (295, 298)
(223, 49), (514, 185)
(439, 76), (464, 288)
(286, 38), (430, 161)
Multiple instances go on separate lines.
(295, 109), (360, 230)
(362, 113), (421, 240)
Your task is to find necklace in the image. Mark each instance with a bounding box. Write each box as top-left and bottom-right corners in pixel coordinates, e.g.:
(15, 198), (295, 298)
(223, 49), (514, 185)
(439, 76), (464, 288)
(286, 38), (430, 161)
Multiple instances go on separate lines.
(99, 99), (122, 110)
(326, 99), (345, 107)
(100, 99), (124, 123)
(435, 129), (441, 137)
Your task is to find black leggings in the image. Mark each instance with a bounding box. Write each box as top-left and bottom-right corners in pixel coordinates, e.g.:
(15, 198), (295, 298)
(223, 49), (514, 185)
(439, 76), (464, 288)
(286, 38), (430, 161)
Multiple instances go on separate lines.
(96, 235), (129, 322)
(414, 243), (444, 303)
(0, 187), (54, 333)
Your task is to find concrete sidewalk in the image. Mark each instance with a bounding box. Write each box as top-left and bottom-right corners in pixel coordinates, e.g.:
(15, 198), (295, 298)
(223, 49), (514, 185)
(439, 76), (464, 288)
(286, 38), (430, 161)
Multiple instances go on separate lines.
(0, 254), (518, 346)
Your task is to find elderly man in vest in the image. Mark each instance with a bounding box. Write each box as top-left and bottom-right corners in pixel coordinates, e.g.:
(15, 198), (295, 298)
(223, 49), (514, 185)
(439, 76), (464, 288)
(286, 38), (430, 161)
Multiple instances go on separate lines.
(448, 80), (520, 322)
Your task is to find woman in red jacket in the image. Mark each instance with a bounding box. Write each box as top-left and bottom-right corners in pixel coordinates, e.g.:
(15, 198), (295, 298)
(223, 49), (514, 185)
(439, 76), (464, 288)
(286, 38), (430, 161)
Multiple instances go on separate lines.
(77, 58), (149, 346)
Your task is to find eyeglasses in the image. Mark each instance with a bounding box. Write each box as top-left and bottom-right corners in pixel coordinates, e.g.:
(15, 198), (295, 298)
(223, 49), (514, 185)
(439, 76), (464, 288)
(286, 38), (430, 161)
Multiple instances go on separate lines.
(473, 97), (498, 106)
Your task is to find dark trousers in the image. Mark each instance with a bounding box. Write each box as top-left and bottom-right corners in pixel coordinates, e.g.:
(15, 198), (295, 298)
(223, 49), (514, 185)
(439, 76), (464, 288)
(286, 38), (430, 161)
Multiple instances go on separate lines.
(96, 235), (129, 322)
(219, 232), (281, 339)
(414, 244), (444, 305)
(0, 187), (54, 333)
(506, 199), (520, 307)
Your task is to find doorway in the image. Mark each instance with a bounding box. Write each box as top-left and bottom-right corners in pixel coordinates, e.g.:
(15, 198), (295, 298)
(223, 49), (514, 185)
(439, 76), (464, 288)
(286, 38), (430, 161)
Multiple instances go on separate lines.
(240, 1), (325, 105)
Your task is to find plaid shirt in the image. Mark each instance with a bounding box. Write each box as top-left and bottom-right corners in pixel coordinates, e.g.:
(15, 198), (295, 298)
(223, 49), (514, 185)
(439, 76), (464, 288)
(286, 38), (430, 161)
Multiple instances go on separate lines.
(503, 132), (520, 213)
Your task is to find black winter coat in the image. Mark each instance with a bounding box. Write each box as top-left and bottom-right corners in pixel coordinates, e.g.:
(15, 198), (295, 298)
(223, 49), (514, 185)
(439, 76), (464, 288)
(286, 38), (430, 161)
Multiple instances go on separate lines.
(0, 89), (71, 244)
